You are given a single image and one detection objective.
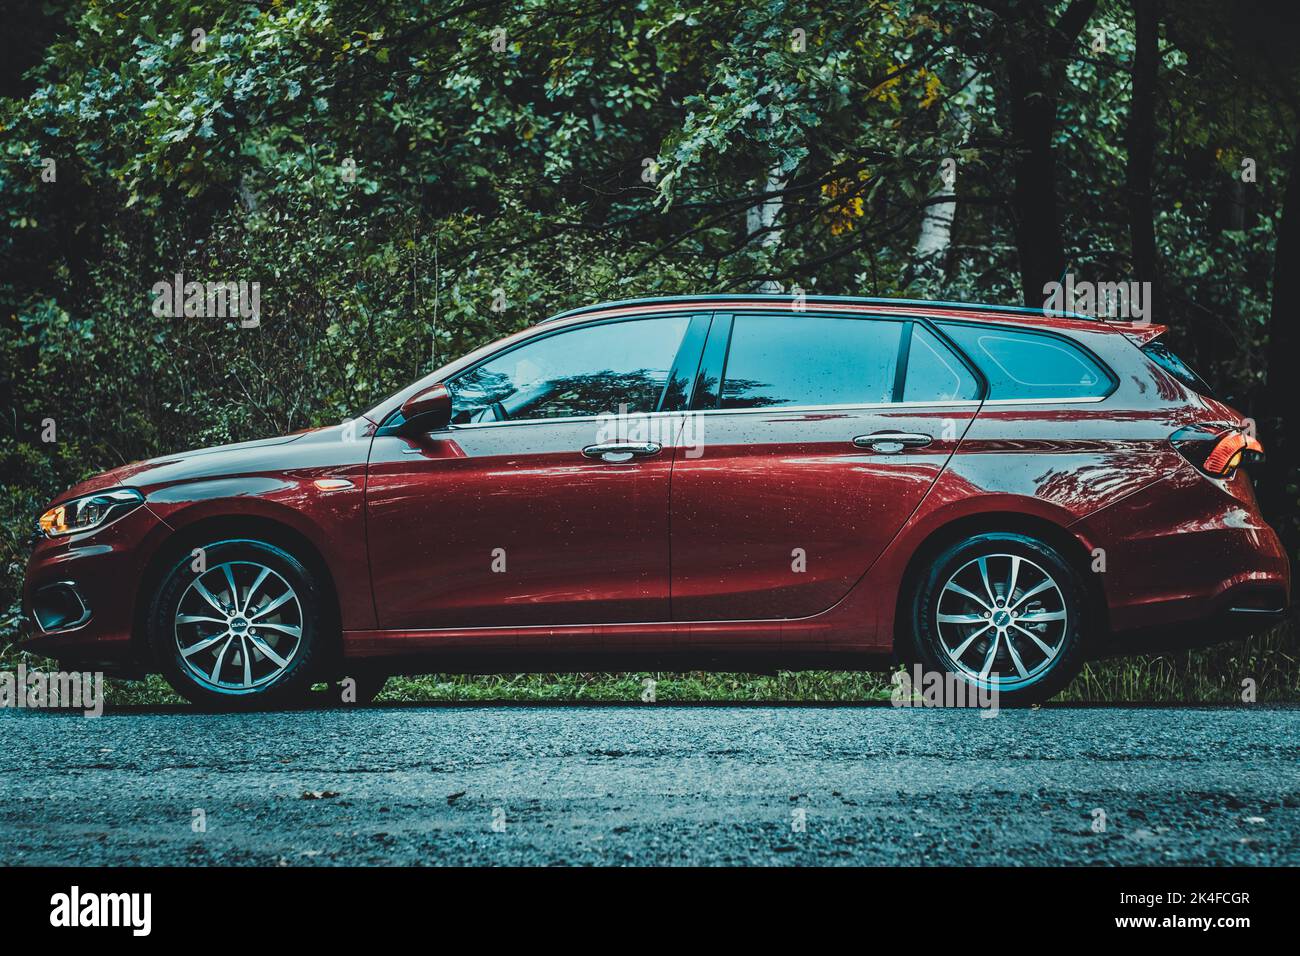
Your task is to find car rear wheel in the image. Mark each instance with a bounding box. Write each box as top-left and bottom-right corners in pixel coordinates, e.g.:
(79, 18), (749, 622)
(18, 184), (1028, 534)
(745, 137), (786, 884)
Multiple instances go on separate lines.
(908, 532), (1088, 706)
(149, 539), (326, 709)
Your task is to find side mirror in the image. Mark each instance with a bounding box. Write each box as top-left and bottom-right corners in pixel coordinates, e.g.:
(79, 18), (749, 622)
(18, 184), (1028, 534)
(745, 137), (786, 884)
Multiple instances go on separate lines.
(397, 384), (452, 434)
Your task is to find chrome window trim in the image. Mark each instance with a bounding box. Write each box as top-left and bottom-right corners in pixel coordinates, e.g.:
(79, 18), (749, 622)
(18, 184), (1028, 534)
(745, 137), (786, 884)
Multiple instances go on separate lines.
(981, 395), (1108, 406)
(415, 308), (1115, 432)
(440, 394), (1107, 431)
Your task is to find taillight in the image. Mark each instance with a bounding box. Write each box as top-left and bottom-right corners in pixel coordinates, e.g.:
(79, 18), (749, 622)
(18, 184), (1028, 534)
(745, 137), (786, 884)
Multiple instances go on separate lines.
(1170, 424), (1264, 478)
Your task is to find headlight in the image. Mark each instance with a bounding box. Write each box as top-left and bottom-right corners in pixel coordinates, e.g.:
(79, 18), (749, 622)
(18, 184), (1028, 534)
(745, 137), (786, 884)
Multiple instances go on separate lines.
(38, 488), (144, 538)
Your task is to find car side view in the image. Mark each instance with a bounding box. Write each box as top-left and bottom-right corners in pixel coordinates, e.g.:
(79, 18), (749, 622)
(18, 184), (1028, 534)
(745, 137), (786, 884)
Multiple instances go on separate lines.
(22, 295), (1290, 707)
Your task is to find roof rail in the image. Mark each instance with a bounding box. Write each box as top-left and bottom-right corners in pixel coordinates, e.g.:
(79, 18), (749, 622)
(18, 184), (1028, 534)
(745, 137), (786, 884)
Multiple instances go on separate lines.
(537, 293), (1098, 325)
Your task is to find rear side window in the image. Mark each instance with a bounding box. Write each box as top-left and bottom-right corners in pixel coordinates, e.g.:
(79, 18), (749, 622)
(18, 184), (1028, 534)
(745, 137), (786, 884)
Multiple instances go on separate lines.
(904, 325), (981, 402)
(938, 323), (1112, 400)
(1141, 339), (1214, 397)
(720, 314), (902, 409)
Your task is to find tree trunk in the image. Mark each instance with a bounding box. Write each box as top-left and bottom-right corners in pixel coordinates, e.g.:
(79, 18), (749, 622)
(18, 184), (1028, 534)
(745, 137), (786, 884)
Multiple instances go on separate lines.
(1125, 0), (1162, 321)
(1007, 60), (1066, 306)
(747, 162), (786, 294)
(1000, 0), (1098, 306)
(911, 66), (977, 294)
(1262, 137), (1300, 554)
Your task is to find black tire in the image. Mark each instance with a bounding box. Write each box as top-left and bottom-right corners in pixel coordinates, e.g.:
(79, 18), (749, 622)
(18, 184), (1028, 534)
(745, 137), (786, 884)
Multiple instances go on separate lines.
(148, 538), (328, 710)
(907, 532), (1088, 706)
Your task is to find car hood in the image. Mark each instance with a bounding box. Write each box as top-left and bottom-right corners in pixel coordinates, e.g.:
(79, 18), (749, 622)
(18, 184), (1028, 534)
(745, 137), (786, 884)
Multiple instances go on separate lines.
(57, 431), (317, 502)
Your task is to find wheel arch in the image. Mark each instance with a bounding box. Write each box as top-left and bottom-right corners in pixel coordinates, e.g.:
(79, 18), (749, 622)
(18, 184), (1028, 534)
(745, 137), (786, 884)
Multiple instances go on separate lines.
(130, 513), (343, 670)
(890, 510), (1108, 661)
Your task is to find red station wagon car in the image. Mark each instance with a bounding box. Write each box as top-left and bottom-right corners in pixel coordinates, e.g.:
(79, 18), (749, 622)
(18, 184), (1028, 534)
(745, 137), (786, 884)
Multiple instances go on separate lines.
(22, 295), (1290, 707)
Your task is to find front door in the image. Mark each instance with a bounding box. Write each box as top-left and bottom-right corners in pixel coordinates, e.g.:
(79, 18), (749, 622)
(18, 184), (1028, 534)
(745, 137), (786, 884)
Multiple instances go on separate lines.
(366, 312), (705, 629)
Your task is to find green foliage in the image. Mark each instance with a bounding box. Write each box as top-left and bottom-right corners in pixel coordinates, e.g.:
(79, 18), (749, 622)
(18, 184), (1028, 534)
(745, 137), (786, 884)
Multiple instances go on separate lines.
(2, 1), (1297, 699)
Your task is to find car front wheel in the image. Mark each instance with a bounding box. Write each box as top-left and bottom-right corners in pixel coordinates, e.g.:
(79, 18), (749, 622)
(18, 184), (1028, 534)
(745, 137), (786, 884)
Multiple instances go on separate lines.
(148, 539), (326, 709)
(908, 532), (1089, 706)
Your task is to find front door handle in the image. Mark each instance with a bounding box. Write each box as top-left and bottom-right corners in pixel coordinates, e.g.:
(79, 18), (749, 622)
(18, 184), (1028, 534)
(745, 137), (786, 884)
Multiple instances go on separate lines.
(581, 442), (662, 463)
(852, 432), (933, 454)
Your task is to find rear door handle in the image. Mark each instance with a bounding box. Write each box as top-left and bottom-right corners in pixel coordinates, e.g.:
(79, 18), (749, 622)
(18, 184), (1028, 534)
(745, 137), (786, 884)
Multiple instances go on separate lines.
(852, 432), (933, 454)
(581, 442), (662, 463)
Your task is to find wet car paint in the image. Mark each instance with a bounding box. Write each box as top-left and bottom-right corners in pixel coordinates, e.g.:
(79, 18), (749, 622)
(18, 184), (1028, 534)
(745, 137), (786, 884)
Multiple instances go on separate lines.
(21, 297), (1290, 674)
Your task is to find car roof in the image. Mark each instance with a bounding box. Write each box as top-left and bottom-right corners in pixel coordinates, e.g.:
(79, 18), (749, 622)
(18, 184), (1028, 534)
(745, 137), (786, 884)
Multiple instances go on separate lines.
(540, 293), (1165, 342)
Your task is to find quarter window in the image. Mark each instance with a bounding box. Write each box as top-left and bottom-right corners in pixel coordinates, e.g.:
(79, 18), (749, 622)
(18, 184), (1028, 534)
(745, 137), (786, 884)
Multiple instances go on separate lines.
(904, 325), (981, 402)
(1141, 339), (1214, 397)
(938, 323), (1111, 400)
(448, 316), (689, 423)
(719, 315), (902, 409)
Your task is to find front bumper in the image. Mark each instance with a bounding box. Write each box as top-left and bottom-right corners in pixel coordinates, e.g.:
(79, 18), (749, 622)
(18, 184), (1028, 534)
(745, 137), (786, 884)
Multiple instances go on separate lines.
(19, 501), (172, 671)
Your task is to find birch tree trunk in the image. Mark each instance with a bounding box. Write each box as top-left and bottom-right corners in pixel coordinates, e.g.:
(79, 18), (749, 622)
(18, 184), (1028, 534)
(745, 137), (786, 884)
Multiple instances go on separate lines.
(747, 162), (786, 293)
(911, 66), (976, 294)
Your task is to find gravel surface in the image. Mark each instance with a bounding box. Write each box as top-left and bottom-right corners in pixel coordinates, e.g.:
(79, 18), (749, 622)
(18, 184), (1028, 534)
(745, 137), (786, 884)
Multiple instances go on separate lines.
(2, 704), (1298, 865)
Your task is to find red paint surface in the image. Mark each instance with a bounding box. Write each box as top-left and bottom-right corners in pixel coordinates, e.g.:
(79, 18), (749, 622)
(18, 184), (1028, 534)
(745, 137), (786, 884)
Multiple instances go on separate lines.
(22, 300), (1289, 671)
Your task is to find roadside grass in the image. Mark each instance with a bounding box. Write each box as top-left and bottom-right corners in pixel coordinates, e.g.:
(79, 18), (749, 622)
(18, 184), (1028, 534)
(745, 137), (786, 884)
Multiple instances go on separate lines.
(2, 620), (1295, 706)
(1061, 621), (1298, 703)
(379, 670), (897, 702)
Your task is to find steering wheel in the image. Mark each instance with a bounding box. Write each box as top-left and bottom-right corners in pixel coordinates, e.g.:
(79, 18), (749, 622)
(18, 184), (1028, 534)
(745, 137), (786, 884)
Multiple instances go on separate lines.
(489, 401), (511, 422)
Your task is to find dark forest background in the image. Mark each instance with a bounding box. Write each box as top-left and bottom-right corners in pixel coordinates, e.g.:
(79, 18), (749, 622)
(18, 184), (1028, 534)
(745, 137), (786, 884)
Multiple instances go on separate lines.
(3, 0), (1299, 699)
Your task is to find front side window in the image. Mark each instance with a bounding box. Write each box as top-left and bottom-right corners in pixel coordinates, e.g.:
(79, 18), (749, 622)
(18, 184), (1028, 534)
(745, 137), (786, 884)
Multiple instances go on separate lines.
(448, 315), (689, 423)
(938, 323), (1112, 400)
(719, 314), (903, 409)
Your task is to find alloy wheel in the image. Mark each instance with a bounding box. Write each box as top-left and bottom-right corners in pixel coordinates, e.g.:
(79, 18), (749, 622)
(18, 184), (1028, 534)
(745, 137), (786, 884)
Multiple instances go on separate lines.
(173, 560), (304, 693)
(934, 552), (1069, 690)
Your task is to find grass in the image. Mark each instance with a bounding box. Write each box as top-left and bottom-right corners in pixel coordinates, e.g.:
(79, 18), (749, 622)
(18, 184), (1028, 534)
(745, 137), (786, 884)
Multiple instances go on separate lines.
(2, 619), (1295, 706)
(1062, 621), (1299, 703)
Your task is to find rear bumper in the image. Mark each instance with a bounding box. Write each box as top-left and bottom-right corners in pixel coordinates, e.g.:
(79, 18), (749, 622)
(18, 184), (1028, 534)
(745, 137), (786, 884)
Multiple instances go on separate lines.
(1073, 464), (1290, 643)
(1093, 603), (1288, 658)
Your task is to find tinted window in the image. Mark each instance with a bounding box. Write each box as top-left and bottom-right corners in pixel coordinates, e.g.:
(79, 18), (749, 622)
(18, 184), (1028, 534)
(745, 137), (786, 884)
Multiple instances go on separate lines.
(938, 323), (1111, 400)
(1142, 339), (1214, 397)
(904, 325), (981, 402)
(448, 316), (689, 423)
(720, 315), (902, 409)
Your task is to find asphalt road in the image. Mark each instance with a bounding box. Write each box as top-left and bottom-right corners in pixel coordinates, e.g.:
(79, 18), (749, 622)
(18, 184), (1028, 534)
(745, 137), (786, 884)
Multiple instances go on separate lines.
(2, 704), (1298, 865)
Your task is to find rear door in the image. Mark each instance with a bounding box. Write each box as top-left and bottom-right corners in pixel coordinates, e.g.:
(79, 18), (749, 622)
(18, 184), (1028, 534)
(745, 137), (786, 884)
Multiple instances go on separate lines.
(669, 312), (983, 621)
